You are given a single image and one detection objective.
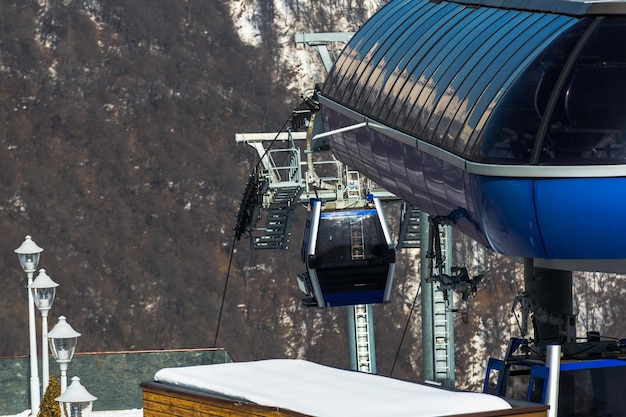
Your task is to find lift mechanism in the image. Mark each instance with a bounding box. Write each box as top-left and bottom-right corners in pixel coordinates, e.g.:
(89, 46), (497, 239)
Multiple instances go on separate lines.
(426, 216), (483, 303)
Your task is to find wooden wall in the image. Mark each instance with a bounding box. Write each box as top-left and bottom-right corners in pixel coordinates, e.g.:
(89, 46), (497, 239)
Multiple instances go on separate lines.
(141, 381), (549, 417)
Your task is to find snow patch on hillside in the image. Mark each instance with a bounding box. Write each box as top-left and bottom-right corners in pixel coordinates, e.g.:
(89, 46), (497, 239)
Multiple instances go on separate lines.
(229, 1), (263, 47)
(228, 0), (385, 93)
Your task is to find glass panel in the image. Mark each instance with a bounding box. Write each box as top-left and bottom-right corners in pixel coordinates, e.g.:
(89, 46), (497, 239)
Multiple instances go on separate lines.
(559, 365), (626, 417)
(475, 18), (588, 163)
(464, 14), (575, 161)
(543, 17), (626, 164)
(503, 365), (532, 401)
(316, 210), (388, 264)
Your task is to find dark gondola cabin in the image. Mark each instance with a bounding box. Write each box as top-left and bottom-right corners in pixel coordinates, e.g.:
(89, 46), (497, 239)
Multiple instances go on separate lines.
(298, 197), (396, 307)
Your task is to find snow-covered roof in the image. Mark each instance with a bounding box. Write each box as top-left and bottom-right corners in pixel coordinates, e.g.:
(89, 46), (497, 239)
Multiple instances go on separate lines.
(154, 359), (512, 417)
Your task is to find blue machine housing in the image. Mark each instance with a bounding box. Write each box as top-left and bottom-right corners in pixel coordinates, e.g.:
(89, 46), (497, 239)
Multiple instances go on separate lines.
(319, 0), (626, 261)
(300, 198), (396, 307)
(484, 339), (626, 416)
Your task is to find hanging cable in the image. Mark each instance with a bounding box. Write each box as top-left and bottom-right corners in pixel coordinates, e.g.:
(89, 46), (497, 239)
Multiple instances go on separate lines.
(389, 281), (421, 377)
(253, 116), (294, 170)
(217, 115), (295, 348)
(212, 228), (237, 349)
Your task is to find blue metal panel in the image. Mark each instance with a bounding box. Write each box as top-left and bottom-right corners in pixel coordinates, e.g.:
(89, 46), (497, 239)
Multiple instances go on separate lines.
(473, 176), (546, 257)
(560, 359), (626, 371)
(387, 138), (414, 202)
(404, 144), (438, 215)
(534, 178), (626, 259)
(323, 291), (386, 307)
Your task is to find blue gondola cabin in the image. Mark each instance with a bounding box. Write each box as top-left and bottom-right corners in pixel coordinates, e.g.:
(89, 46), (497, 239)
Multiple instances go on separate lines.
(298, 197), (396, 307)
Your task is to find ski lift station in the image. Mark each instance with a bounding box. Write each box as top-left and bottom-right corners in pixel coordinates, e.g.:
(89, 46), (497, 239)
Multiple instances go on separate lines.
(231, 0), (626, 415)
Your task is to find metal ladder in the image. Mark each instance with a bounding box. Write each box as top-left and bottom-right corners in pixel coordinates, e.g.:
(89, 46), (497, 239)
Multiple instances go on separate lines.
(397, 202), (421, 249)
(352, 304), (374, 373)
(348, 219), (375, 373)
(420, 211), (455, 387)
(350, 218), (365, 260)
(433, 282), (453, 382)
(251, 186), (301, 249)
(346, 170), (362, 201)
(431, 222), (455, 384)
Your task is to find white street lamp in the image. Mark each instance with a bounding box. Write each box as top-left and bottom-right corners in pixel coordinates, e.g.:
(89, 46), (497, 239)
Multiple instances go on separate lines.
(55, 376), (97, 417)
(15, 235), (44, 415)
(29, 269), (59, 391)
(47, 316), (81, 392)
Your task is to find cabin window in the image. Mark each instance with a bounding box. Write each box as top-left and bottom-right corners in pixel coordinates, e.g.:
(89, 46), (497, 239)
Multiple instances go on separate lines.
(544, 17), (626, 164)
(476, 18), (591, 164)
(559, 364), (626, 416)
(314, 209), (389, 265)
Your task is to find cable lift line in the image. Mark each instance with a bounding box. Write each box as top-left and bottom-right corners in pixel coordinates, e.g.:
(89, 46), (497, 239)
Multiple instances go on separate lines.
(228, 29), (474, 383)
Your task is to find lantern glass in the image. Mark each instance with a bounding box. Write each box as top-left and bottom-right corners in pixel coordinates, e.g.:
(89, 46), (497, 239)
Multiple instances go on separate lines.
(50, 337), (78, 362)
(18, 253), (40, 273)
(62, 400), (93, 417)
(32, 286), (56, 311)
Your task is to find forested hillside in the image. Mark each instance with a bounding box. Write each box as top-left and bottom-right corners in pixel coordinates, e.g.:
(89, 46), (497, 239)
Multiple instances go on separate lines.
(1, 0), (625, 391)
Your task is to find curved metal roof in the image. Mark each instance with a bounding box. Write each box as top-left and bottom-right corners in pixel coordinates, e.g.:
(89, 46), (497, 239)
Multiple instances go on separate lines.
(323, 0), (576, 154)
(322, 0), (626, 165)
(449, 0), (626, 16)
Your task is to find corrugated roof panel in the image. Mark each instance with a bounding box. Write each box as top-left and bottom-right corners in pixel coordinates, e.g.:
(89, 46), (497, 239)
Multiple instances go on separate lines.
(421, 10), (532, 149)
(394, 6), (482, 135)
(354, 1), (443, 116)
(323, 0), (579, 158)
(381, 3), (469, 129)
(373, 3), (465, 123)
(324, 0), (412, 103)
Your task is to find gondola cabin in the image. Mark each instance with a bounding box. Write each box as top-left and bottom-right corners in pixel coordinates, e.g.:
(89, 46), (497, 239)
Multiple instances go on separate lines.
(298, 197), (395, 307)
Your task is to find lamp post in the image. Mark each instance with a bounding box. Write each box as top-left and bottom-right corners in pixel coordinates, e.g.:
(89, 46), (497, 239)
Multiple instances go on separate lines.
(15, 235), (44, 415)
(56, 376), (97, 417)
(47, 316), (81, 392)
(29, 269), (59, 392)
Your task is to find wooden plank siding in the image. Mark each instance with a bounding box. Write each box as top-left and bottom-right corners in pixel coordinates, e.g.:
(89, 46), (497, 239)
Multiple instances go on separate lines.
(141, 382), (311, 417)
(141, 381), (549, 417)
(450, 405), (549, 417)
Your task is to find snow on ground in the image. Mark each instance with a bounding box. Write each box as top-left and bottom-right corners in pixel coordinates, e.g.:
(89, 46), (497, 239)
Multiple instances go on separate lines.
(1, 410), (142, 417)
(92, 411), (142, 416)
